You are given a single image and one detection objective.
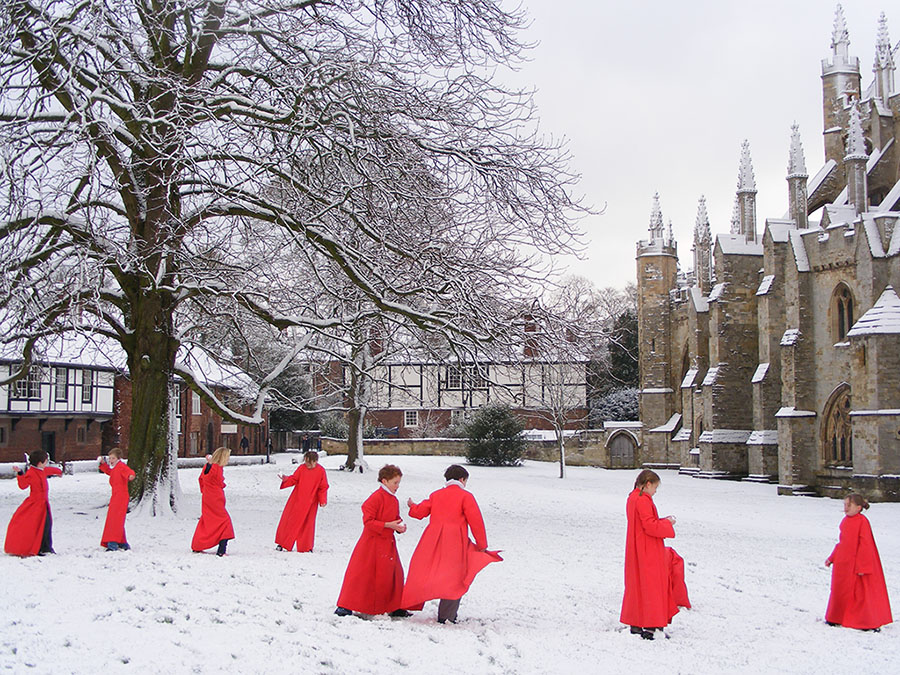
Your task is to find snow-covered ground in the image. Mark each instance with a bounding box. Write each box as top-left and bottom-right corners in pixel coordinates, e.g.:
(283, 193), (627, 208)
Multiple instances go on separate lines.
(2, 454), (898, 674)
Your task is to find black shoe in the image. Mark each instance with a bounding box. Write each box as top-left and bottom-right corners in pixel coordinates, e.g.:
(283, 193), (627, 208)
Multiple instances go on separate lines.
(630, 626), (643, 635)
(389, 610), (412, 618)
(826, 621), (838, 627)
(334, 607), (353, 617)
(640, 630), (655, 640)
(437, 618), (457, 624)
(276, 545), (284, 551)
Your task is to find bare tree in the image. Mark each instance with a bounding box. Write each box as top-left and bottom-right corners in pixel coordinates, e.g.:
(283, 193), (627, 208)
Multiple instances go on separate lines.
(0, 0), (586, 510)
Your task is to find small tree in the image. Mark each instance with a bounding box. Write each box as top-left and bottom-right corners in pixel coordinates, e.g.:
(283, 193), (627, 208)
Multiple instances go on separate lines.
(465, 404), (525, 467)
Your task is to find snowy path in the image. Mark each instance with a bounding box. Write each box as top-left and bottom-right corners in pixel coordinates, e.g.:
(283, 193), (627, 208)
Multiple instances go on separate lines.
(1, 454), (898, 674)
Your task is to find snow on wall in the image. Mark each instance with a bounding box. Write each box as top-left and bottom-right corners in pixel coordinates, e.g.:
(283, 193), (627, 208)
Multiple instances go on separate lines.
(756, 275), (775, 296)
(751, 363), (769, 384)
(847, 285), (900, 336)
(746, 430), (779, 445)
(780, 329), (800, 346)
(698, 429), (752, 443)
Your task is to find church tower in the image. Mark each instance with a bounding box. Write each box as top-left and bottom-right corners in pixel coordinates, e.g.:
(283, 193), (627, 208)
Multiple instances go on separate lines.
(822, 4), (861, 165)
(636, 193), (678, 463)
(693, 196), (712, 294)
(736, 140), (757, 242)
(787, 123), (809, 229)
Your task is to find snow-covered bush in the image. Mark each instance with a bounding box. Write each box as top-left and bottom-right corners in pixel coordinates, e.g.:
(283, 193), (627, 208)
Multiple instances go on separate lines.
(464, 404), (525, 467)
(591, 387), (639, 424)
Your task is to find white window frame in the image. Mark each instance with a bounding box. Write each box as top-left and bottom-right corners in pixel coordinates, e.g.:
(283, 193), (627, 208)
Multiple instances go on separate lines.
(12, 365), (43, 400)
(81, 369), (93, 404)
(55, 368), (68, 402)
(192, 390), (201, 415)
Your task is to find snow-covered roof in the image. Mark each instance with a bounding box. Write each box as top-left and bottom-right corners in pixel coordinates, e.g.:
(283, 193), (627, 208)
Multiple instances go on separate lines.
(640, 387), (674, 394)
(690, 286), (709, 313)
(177, 345), (255, 392)
(775, 406), (816, 418)
(708, 282), (727, 302)
(602, 421), (643, 429)
(746, 430), (778, 445)
(0, 330), (124, 370)
(877, 179), (900, 213)
(766, 219), (794, 243)
(756, 275), (775, 296)
(781, 329), (801, 346)
(861, 214), (887, 257)
(824, 204), (856, 227)
(649, 413), (681, 434)
(701, 366), (719, 387)
(672, 427), (692, 442)
(716, 234), (763, 256)
(698, 429), (752, 444)
(846, 286), (900, 337)
(680, 368), (698, 388)
(789, 229), (810, 272)
(751, 363), (769, 384)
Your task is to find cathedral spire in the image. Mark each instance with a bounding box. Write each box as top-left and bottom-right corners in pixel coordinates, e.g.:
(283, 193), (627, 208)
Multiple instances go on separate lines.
(667, 218), (674, 245)
(737, 139), (757, 193)
(694, 195), (711, 242)
(787, 122), (808, 178)
(693, 196), (712, 295)
(831, 4), (850, 53)
(648, 192), (665, 241)
(845, 100), (868, 214)
(873, 12), (895, 103)
(730, 197), (740, 235)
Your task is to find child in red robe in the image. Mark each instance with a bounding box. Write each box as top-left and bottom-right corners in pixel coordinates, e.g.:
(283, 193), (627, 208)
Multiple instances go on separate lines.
(335, 464), (409, 618)
(191, 447), (235, 557)
(401, 464), (502, 624)
(4, 450), (63, 557)
(620, 469), (689, 640)
(825, 493), (893, 631)
(275, 451), (329, 552)
(99, 447), (136, 551)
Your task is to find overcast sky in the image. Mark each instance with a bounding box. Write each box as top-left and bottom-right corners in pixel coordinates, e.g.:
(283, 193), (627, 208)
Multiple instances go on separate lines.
(504, 0), (894, 290)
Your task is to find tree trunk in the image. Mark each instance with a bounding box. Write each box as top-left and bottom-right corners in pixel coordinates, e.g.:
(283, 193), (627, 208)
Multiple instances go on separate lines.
(558, 432), (567, 479)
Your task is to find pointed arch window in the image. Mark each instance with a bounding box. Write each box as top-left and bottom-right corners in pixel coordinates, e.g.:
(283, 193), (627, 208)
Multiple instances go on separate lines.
(832, 284), (854, 342)
(823, 384), (852, 466)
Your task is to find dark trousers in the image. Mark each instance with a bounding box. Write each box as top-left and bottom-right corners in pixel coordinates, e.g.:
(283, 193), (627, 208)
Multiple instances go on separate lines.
(438, 598), (461, 623)
(40, 507), (54, 554)
(216, 539), (228, 556)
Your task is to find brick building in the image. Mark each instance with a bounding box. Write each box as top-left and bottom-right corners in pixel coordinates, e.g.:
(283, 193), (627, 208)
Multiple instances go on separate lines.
(1, 336), (266, 463)
(636, 7), (900, 499)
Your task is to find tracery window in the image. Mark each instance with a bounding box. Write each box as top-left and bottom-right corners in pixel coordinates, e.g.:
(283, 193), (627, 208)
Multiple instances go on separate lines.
(823, 385), (852, 466)
(832, 284), (854, 342)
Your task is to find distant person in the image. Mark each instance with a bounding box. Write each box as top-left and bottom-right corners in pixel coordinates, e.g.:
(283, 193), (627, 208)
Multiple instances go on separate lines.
(401, 464), (501, 624)
(825, 493), (892, 630)
(98, 448), (136, 551)
(4, 450), (63, 557)
(301, 434), (310, 453)
(620, 469), (690, 640)
(275, 451), (329, 552)
(239, 435), (250, 453)
(336, 464), (409, 618)
(191, 448), (235, 557)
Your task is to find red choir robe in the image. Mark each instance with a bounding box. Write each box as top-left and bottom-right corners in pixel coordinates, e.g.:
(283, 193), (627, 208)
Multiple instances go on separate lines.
(620, 488), (685, 628)
(4, 466), (63, 557)
(275, 463), (329, 552)
(826, 513), (893, 629)
(336, 486), (405, 614)
(401, 482), (502, 610)
(191, 463), (235, 551)
(99, 460), (136, 547)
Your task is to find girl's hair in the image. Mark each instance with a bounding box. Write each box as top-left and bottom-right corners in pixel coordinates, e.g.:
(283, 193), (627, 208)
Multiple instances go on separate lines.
(634, 469), (661, 490)
(846, 492), (870, 510)
(108, 447), (122, 459)
(210, 447), (231, 466)
(378, 464), (403, 482)
(29, 450), (49, 466)
(444, 464), (469, 482)
(304, 451), (319, 467)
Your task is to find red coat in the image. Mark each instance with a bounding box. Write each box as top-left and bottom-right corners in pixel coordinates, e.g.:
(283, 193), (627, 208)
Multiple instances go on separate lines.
(275, 463), (329, 552)
(4, 466), (63, 557)
(826, 513), (893, 629)
(401, 483), (501, 610)
(99, 461), (135, 547)
(620, 488), (681, 628)
(191, 463), (235, 551)
(336, 487), (405, 614)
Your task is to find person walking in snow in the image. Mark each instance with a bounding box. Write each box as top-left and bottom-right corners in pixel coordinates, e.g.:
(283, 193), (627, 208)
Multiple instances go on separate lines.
(274, 451), (329, 552)
(335, 464), (409, 618)
(620, 469), (689, 640)
(401, 464), (501, 624)
(191, 447), (235, 557)
(99, 447), (136, 551)
(4, 450), (63, 557)
(825, 493), (892, 631)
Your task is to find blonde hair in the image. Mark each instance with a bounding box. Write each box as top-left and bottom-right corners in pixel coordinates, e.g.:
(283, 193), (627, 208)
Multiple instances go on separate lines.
(211, 447), (231, 466)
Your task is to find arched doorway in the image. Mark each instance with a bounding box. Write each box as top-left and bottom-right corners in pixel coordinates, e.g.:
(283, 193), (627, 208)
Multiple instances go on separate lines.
(822, 383), (852, 466)
(608, 431), (637, 469)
